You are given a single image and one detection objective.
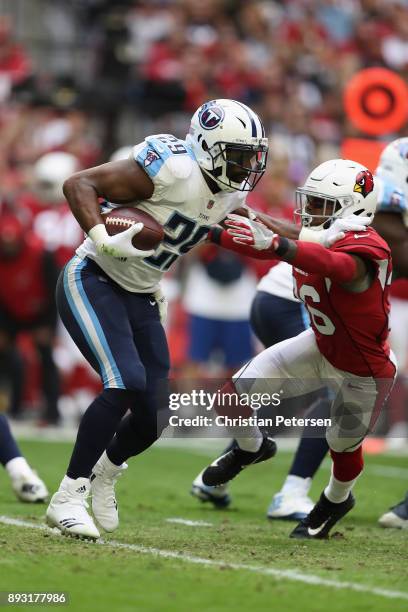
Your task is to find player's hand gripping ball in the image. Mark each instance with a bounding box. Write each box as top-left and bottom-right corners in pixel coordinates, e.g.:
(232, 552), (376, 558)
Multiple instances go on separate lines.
(103, 207), (164, 251)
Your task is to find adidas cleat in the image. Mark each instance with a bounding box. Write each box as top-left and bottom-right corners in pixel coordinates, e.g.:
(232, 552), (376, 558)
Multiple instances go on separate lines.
(46, 476), (100, 540)
(290, 491), (355, 539)
(202, 436), (277, 487)
(191, 471), (231, 508)
(11, 470), (49, 503)
(378, 493), (408, 529)
(91, 452), (127, 532)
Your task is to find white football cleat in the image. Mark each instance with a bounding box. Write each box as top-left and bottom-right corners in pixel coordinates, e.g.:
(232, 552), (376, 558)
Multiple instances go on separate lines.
(11, 470), (49, 503)
(378, 493), (408, 529)
(46, 476), (100, 540)
(267, 477), (314, 520)
(267, 490), (315, 520)
(91, 452), (127, 532)
(191, 471), (231, 508)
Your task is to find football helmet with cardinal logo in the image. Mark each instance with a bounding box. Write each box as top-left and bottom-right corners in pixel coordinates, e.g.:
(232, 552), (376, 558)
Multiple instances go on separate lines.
(295, 159), (378, 231)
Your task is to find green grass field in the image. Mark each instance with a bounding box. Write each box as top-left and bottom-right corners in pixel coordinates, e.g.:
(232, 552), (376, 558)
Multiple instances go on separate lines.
(0, 439), (407, 612)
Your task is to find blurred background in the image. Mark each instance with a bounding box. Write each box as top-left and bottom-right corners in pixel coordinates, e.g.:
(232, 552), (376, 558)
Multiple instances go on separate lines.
(0, 0), (406, 444)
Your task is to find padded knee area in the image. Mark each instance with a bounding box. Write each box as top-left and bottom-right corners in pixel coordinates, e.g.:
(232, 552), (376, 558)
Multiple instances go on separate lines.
(330, 446), (364, 481)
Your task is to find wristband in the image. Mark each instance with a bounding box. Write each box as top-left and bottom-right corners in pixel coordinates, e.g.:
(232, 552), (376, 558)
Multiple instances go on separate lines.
(88, 223), (109, 244)
(274, 236), (290, 257)
(208, 226), (223, 245)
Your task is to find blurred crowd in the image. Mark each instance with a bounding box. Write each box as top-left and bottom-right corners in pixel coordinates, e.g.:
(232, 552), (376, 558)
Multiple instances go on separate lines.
(0, 0), (406, 429)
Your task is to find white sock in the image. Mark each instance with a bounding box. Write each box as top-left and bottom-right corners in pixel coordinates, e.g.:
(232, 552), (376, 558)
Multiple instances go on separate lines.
(59, 475), (90, 494)
(232, 427), (263, 452)
(59, 475), (76, 491)
(324, 473), (359, 503)
(96, 451), (124, 473)
(5, 457), (32, 480)
(281, 475), (312, 495)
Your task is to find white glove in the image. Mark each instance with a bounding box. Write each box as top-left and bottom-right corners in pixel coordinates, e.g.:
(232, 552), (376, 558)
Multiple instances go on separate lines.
(153, 288), (168, 325)
(225, 214), (275, 250)
(88, 223), (155, 259)
(299, 215), (372, 248)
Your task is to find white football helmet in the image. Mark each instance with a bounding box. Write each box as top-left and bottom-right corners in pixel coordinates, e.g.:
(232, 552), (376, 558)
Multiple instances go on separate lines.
(295, 159), (378, 231)
(33, 152), (79, 204)
(376, 138), (408, 201)
(186, 99), (268, 192)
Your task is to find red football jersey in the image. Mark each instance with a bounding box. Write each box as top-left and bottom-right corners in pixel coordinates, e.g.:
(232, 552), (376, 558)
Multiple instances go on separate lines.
(293, 228), (395, 378)
(0, 233), (52, 321)
(18, 192), (83, 268)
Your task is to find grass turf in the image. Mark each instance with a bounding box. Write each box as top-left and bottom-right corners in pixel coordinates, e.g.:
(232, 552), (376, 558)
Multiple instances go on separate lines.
(0, 439), (407, 612)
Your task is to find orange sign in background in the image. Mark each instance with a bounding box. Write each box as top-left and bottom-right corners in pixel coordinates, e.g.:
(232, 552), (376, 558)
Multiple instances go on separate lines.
(342, 68), (408, 171)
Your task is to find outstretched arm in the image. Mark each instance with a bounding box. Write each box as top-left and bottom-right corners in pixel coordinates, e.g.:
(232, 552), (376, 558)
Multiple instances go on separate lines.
(209, 225), (366, 284)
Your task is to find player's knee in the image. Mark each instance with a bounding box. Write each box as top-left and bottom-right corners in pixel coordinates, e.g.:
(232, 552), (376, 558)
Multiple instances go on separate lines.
(109, 365), (147, 392)
(326, 426), (363, 453)
(330, 446), (364, 481)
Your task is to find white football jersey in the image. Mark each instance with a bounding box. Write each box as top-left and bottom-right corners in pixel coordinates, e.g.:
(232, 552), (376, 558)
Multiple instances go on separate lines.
(257, 261), (299, 302)
(76, 134), (246, 292)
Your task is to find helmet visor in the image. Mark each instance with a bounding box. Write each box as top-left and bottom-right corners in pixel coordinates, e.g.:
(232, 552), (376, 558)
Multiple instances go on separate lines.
(295, 189), (341, 229)
(209, 142), (268, 191)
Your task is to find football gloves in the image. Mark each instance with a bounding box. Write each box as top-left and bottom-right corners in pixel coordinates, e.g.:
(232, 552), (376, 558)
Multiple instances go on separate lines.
(225, 214), (275, 250)
(225, 213), (372, 251)
(88, 223), (155, 259)
(299, 214), (372, 246)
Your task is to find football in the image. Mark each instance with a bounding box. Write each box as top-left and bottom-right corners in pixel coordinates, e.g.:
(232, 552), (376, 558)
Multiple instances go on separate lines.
(103, 207), (164, 251)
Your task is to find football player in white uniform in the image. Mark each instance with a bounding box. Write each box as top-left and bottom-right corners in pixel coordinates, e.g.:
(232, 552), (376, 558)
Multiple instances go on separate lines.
(375, 138), (408, 529)
(46, 99), (274, 539)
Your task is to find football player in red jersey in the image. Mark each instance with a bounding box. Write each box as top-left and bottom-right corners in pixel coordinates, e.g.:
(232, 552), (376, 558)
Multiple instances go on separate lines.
(198, 159), (396, 539)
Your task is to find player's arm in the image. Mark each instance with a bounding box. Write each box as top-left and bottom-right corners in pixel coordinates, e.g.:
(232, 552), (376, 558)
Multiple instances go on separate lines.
(373, 212), (408, 277)
(254, 212), (300, 239)
(63, 159), (154, 233)
(230, 206), (300, 238)
(63, 159), (155, 259)
(210, 224), (365, 283)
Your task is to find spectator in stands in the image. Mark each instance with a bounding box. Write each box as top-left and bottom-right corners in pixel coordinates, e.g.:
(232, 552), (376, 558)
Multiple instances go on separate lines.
(0, 210), (61, 425)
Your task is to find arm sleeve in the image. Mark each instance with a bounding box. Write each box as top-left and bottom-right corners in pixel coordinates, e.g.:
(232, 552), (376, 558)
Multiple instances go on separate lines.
(208, 227), (280, 261)
(292, 241), (357, 283)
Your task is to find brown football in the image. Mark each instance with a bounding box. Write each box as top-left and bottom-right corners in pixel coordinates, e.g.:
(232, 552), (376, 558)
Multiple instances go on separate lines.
(103, 207), (164, 251)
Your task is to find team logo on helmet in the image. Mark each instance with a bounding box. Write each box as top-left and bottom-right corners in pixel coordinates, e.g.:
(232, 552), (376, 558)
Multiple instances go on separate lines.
(199, 104), (225, 130)
(353, 170), (374, 198)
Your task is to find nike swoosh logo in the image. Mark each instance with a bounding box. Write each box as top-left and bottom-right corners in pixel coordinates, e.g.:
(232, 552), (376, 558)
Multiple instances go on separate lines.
(307, 519), (330, 536)
(149, 300), (156, 306)
(353, 233), (370, 239)
(210, 452), (229, 466)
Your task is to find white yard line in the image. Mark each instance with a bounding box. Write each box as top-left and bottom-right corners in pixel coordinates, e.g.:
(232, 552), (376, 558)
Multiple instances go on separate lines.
(165, 517), (213, 527)
(0, 516), (407, 602)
